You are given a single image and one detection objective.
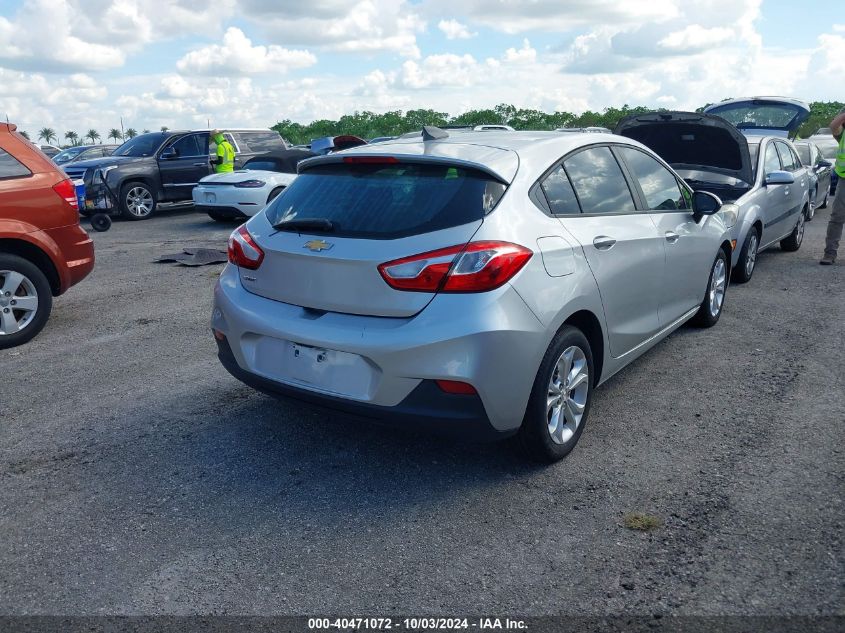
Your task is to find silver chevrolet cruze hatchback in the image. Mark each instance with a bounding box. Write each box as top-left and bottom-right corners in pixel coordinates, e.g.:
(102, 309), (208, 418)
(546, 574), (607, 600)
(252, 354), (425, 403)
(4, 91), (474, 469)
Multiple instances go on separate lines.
(213, 128), (733, 462)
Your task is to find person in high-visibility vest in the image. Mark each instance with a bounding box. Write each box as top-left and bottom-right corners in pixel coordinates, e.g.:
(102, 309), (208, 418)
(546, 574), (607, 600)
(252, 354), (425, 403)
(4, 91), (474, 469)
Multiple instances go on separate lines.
(822, 109), (845, 265)
(210, 129), (235, 174)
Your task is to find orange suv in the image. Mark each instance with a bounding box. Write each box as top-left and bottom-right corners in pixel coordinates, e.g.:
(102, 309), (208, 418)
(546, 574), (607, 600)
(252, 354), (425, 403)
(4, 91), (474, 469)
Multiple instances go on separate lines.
(0, 123), (95, 349)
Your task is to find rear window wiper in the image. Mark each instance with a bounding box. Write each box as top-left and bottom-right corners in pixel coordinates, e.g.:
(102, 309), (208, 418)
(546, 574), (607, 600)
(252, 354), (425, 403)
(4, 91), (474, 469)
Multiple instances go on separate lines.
(272, 218), (335, 232)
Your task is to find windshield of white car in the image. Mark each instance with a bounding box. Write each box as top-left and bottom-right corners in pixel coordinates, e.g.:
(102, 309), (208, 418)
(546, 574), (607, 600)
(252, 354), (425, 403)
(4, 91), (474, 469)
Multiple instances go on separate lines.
(113, 133), (169, 157)
(52, 147), (86, 162)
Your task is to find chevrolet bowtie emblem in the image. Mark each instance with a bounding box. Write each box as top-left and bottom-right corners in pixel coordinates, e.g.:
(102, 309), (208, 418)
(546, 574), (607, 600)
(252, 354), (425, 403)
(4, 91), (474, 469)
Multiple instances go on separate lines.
(304, 239), (333, 252)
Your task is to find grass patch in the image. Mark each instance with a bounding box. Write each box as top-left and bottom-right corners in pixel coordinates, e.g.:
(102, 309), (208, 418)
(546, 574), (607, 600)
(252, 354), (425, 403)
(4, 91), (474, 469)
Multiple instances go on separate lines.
(622, 512), (663, 531)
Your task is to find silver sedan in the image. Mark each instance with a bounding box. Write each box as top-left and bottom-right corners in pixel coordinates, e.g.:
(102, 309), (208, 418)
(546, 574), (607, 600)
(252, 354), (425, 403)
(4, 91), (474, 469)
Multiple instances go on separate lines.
(212, 128), (732, 461)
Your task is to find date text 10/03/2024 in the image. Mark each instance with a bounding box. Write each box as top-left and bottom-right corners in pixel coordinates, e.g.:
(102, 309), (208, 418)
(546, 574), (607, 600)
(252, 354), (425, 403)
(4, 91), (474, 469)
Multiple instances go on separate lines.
(308, 617), (528, 630)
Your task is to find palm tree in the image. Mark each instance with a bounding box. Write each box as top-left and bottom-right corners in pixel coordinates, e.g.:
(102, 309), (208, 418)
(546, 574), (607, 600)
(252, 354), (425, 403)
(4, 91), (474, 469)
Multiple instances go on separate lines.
(125, 128), (138, 139)
(19, 131), (30, 141)
(142, 129), (150, 134)
(108, 128), (122, 143)
(38, 127), (57, 144)
(64, 131), (79, 146)
(160, 126), (169, 132)
(86, 129), (100, 144)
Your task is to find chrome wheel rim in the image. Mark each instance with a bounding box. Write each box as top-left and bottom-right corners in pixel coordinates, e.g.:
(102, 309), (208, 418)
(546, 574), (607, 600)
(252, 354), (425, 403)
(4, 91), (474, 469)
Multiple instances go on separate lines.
(0, 270), (38, 335)
(709, 257), (726, 317)
(126, 187), (153, 217)
(796, 212), (805, 244)
(547, 346), (589, 445)
(745, 233), (758, 277)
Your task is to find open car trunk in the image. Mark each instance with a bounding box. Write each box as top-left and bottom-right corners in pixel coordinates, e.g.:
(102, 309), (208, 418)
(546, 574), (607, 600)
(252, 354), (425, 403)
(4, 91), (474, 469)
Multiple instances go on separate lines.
(615, 111), (755, 200)
(703, 97), (810, 138)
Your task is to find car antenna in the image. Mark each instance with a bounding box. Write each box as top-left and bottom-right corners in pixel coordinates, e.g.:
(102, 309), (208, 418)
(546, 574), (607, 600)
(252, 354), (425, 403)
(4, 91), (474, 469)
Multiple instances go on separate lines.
(422, 126), (449, 141)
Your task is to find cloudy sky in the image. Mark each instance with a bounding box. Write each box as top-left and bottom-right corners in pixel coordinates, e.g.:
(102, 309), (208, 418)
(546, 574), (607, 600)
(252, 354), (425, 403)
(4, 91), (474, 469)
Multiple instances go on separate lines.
(1, 0), (842, 138)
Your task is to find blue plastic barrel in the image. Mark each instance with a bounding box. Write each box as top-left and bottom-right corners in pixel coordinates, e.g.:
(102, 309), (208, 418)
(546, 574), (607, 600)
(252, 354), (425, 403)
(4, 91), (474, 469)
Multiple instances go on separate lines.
(73, 179), (85, 209)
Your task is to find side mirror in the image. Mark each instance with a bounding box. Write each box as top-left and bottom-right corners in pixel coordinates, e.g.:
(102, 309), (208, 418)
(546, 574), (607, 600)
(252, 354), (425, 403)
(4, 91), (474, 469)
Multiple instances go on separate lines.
(818, 159), (833, 168)
(160, 147), (177, 160)
(692, 190), (722, 219)
(764, 170), (794, 186)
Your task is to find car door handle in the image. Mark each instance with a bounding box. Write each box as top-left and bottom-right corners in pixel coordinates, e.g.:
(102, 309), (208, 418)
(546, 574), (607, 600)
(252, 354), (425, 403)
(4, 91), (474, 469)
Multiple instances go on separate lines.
(193, 162), (208, 167)
(593, 236), (616, 250)
(784, 187), (790, 195)
(665, 231), (680, 243)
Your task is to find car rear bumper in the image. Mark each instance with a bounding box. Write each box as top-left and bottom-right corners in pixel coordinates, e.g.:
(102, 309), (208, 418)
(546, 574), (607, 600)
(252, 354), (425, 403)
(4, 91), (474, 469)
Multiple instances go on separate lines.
(216, 335), (509, 441)
(41, 223), (95, 293)
(192, 187), (264, 217)
(195, 204), (248, 219)
(212, 263), (549, 435)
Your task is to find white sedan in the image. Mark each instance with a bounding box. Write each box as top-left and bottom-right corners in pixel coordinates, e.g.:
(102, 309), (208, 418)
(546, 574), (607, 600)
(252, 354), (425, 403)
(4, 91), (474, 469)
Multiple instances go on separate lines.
(193, 149), (313, 222)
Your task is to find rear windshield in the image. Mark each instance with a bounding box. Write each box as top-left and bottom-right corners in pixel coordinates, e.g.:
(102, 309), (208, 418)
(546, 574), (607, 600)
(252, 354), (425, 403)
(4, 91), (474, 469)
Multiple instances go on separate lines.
(712, 104), (802, 130)
(265, 162), (506, 239)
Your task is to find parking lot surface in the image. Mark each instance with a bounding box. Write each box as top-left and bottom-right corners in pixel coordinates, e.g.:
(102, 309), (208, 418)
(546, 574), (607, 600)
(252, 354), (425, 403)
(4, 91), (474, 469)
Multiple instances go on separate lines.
(0, 208), (842, 616)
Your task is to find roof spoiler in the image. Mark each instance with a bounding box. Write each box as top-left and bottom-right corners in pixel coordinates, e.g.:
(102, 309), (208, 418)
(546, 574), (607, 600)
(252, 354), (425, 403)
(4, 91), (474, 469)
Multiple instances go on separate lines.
(422, 126), (449, 141)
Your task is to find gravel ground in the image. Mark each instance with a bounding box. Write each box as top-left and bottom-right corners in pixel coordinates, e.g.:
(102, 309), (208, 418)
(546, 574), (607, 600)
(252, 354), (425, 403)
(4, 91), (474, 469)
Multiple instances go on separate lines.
(0, 206), (842, 618)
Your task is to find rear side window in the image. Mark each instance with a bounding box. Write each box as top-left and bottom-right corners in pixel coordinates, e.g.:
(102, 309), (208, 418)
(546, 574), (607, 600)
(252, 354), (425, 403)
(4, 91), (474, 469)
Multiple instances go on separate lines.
(234, 132), (285, 153)
(265, 162), (506, 239)
(563, 147), (636, 215)
(764, 143), (781, 174)
(795, 144), (811, 166)
(775, 142), (796, 171)
(540, 165), (580, 214)
(0, 148), (32, 179)
(617, 146), (689, 210)
(169, 134), (205, 157)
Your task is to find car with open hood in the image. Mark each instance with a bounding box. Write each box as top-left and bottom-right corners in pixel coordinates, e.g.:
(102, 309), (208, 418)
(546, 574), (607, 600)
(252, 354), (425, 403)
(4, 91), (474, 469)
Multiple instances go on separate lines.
(212, 127), (733, 462)
(616, 97), (812, 283)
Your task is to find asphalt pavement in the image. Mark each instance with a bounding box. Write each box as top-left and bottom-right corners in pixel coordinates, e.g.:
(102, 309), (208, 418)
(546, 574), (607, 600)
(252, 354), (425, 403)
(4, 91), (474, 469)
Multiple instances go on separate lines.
(0, 206), (842, 618)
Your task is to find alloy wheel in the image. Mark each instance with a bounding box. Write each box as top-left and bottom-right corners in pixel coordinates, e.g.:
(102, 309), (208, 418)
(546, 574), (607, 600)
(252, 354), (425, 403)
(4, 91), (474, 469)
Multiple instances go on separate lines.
(0, 270), (38, 336)
(745, 233), (758, 278)
(709, 257), (727, 318)
(126, 186), (154, 217)
(796, 212), (806, 245)
(547, 346), (589, 445)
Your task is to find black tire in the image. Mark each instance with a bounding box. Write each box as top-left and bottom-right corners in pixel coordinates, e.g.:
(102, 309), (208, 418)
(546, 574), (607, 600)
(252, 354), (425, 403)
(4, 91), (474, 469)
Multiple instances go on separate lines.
(119, 181), (156, 221)
(517, 326), (594, 463)
(267, 186), (285, 203)
(732, 226), (759, 284)
(780, 208), (806, 252)
(692, 248), (728, 328)
(207, 210), (233, 223)
(0, 254), (53, 350)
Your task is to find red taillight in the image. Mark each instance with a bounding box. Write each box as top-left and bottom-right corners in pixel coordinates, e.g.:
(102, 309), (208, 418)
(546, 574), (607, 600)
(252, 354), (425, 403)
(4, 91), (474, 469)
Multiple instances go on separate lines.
(227, 225), (264, 270)
(435, 380), (478, 395)
(378, 241), (532, 293)
(342, 156), (399, 164)
(52, 178), (78, 211)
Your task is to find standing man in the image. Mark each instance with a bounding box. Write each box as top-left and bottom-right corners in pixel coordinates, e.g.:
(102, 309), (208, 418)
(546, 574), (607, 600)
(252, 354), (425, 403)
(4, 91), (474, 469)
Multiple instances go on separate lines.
(210, 129), (235, 174)
(821, 110), (845, 264)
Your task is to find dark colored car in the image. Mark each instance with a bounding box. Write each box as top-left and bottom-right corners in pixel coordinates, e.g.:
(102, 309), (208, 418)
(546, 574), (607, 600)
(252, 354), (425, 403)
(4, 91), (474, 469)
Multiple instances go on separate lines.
(793, 140), (832, 219)
(0, 123), (95, 349)
(308, 135), (367, 155)
(807, 134), (839, 195)
(62, 129), (286, 220)
(53, 144), (118, 166)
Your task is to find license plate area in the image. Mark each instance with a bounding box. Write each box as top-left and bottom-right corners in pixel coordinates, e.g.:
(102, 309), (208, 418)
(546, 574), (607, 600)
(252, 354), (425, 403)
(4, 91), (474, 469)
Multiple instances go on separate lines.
(253, 338), (377, 400)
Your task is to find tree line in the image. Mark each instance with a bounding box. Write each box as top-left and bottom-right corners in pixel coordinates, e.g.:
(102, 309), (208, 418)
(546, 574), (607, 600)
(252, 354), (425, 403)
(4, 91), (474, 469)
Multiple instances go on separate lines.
(24, 126), (171, 147)
(271, 101), (845, 145)
(20, 100), (844, 147)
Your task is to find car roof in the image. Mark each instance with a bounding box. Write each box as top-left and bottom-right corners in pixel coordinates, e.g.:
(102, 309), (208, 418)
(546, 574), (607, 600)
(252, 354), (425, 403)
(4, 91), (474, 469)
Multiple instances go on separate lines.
(300, 129), (640, 184)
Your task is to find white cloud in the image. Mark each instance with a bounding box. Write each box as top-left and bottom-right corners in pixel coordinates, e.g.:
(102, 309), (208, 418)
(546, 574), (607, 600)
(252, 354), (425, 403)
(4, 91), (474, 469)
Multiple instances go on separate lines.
(426, 0), (678, 34)
(241, 0), (425, 58)
(438, 19), (475, 40)
(176, 27), (317, 76)
(503, 39), (537, 64)
(658, 25), (733, 52)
